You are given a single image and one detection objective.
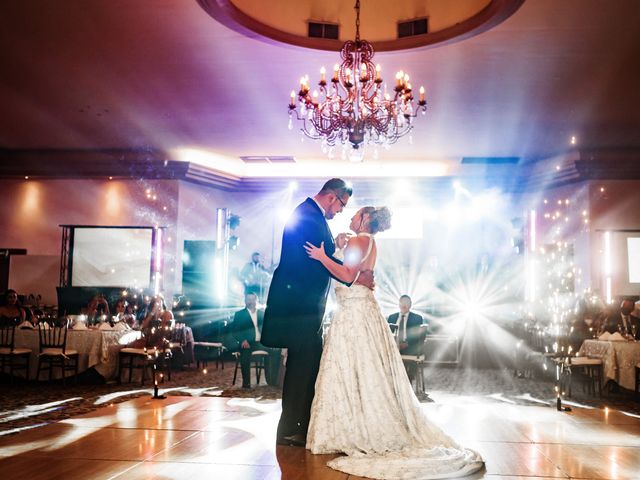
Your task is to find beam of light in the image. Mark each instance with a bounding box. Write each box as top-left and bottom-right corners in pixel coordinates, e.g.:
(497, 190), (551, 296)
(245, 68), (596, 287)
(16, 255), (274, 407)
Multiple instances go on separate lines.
(230, 159), (450, 178)
(529, 209), (536, 253)
(603, 231), (612, 303)
(94, 388), (153, 405)
(452, 180), (472, 198)
(94, 387), (224, 408)
(558, 399), (596, 410)
(485, 393), (517, 404)
(154, 227), (162, 294)
(172, 148), (244, 176)
(0, 397), (83, 423)
(0, 407), (60, 423)
(621, 411), (640, 419)
(513, 393), (554, 405)
(175, 387), (223, 397)
(393, 179), (413, 200)
(0, 423), (48, 437)
(215, 207), (230, 303)
(216, 207), (227, 247)
(526, 209), (536, 302)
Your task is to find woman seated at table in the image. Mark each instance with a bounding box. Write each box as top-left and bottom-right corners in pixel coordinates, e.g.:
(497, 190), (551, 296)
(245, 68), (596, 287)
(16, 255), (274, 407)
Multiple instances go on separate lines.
(0, 289), (27, 323)
(127, 294), (174, 349)
(85, 294), (110, 324)
(141, 294), (174, 330)
(113, 297), (137, 328)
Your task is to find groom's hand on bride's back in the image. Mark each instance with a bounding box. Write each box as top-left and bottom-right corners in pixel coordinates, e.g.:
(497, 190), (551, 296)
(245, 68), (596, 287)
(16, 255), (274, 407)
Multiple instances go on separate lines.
(356, 269), (375, 290)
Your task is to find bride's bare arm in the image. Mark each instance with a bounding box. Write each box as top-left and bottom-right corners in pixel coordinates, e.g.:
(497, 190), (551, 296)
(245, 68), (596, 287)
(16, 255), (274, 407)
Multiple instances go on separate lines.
(304, 237), (366, 283)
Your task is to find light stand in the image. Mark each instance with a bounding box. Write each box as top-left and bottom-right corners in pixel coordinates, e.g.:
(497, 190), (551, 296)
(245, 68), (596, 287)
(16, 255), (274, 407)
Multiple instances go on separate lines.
(151, 348), (166, 400)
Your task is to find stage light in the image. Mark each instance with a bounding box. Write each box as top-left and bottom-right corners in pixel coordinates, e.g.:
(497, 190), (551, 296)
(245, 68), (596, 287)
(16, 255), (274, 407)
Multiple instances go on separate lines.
(394, 179), (411, 195)
(277, 207), (292, 222)
(463, 300), (481, 318)
(422, 207), (438, 221)
(288, 180), (298, 191)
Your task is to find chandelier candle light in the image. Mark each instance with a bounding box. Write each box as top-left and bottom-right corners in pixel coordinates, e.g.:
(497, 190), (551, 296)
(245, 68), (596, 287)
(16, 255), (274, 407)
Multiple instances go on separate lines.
(288, 0), (427, 162)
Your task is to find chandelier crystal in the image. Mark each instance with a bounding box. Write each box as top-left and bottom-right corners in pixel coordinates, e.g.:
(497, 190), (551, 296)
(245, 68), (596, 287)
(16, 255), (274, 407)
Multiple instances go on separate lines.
(288, 0), (427, 162)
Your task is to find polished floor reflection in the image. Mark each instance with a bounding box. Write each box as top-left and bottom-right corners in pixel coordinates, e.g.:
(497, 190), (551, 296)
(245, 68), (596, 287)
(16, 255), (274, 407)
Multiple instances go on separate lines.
(0, 392), (639, 479)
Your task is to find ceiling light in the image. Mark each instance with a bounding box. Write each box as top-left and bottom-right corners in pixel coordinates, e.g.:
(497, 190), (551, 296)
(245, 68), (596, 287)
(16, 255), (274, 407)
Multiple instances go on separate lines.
(288, 0), (427, 161)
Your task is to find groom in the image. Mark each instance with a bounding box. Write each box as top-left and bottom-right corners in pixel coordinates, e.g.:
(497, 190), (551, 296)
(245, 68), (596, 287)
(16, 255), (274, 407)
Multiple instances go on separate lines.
(262, 178), (373, 447)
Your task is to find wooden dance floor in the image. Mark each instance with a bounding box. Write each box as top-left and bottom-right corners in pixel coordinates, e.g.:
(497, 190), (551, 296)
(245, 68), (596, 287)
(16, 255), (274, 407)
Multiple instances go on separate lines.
(1, 393), (639, 479)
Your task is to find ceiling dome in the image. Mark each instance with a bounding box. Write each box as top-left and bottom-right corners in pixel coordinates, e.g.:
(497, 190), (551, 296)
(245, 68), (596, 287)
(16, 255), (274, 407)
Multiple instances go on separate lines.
(197, 0), (525, 51)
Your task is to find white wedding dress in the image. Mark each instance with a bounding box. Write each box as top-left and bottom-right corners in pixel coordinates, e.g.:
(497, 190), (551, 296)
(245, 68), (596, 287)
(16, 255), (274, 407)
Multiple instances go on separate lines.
(306, 234), (483, 479)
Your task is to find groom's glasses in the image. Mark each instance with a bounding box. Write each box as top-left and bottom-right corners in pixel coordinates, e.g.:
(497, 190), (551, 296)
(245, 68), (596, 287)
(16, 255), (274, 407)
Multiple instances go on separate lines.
(335, 195), (347, 208)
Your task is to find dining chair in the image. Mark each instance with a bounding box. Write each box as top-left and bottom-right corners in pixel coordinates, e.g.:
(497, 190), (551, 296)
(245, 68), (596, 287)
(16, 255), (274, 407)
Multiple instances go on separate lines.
(0, 318), (32, 382)
(36, 318), (79, 385)
(118, 322), (172, 385)
(566, 356), (603, 397)
(194, 341), (225, 370)
(232, 349), (269, 386)
(400, 325), (430, 398)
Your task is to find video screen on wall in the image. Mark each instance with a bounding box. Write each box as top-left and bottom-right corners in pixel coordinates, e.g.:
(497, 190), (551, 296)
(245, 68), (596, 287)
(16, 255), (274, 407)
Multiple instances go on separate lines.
(71, 227), (154, 288)
(606, 231), (640, 295)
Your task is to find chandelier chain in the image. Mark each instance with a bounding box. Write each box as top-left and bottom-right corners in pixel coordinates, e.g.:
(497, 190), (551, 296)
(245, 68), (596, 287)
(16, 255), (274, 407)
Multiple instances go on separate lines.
(355, 0), (361, 42)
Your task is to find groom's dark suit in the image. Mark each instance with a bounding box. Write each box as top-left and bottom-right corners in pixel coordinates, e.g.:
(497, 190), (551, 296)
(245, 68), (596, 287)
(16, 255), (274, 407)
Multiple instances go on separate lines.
(262, 197), (345, 440)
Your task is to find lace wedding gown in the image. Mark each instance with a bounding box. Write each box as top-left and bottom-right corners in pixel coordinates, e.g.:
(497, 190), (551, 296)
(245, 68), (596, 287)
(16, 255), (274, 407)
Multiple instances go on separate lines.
(306, 235), (483, 479)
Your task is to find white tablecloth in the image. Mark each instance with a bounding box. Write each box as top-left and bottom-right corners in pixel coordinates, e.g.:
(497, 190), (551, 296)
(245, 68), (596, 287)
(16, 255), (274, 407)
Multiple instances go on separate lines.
(578, 339), (640, 391)
(13, 328), (141, 380)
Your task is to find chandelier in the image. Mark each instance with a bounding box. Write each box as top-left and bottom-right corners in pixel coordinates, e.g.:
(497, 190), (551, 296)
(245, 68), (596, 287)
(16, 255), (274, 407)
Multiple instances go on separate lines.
(288, 0), (427, 162)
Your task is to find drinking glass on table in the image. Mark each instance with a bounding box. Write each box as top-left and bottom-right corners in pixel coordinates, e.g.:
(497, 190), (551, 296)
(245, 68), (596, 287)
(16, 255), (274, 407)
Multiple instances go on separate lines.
(631, 324), (638, 341)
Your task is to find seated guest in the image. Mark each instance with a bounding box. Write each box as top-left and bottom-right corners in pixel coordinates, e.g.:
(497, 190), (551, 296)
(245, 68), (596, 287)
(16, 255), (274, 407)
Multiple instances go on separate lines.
(127, 294), (174, 349)
(388, 295), (427, 381)
(604, 298), (640, 339)
(85, 294), (110, 324)
(141, 294), (174, 330)
(232, 292), (280, 388)
(0, 289), (26, 323)
(114, 297), (137, 328)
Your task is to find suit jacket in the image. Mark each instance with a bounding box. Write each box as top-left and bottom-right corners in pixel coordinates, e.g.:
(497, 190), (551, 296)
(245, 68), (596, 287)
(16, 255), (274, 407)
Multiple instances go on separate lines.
(262, 198), (344, 348)
(232, 308), (264, 344)
(605, 312), (640, 339)
(387, 311), (426, 355)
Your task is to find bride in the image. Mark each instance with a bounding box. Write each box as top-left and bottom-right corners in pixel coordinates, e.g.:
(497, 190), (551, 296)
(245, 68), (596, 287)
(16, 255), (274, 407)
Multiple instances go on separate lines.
(303, 206), (484, 480)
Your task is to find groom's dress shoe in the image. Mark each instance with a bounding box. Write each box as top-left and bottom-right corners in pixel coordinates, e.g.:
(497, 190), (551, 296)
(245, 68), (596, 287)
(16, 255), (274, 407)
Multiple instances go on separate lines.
(276, 433), (306, 447)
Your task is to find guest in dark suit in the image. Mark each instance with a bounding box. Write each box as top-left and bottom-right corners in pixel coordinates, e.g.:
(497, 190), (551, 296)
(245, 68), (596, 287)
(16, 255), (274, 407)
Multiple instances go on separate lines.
(232, 292), (280, 388)
(262, 178), (373, 447)
(388, 295), (427, 381)
(604, 298), (640, 339)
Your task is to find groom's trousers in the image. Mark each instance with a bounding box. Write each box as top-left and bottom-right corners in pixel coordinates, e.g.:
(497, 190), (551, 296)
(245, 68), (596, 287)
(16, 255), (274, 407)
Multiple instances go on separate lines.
(277, 331), (323, 438)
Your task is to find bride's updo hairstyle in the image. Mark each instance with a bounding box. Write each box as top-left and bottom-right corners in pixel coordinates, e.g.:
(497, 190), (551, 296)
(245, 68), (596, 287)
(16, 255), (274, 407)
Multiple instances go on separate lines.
(362, 206), (392, 234)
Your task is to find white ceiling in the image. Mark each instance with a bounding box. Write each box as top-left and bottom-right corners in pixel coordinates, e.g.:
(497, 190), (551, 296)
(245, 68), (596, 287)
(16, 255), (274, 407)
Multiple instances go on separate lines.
(0, 0), (639, 178)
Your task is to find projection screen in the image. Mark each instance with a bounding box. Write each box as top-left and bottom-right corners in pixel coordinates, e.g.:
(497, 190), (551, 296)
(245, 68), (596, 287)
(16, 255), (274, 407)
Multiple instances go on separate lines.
(71, 227), (154, 288)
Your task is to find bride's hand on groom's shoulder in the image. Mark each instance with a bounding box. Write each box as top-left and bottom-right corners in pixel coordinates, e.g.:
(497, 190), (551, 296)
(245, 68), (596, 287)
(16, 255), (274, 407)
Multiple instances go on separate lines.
(356, 269), (375, 290)
(335, 232), (353, 249)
